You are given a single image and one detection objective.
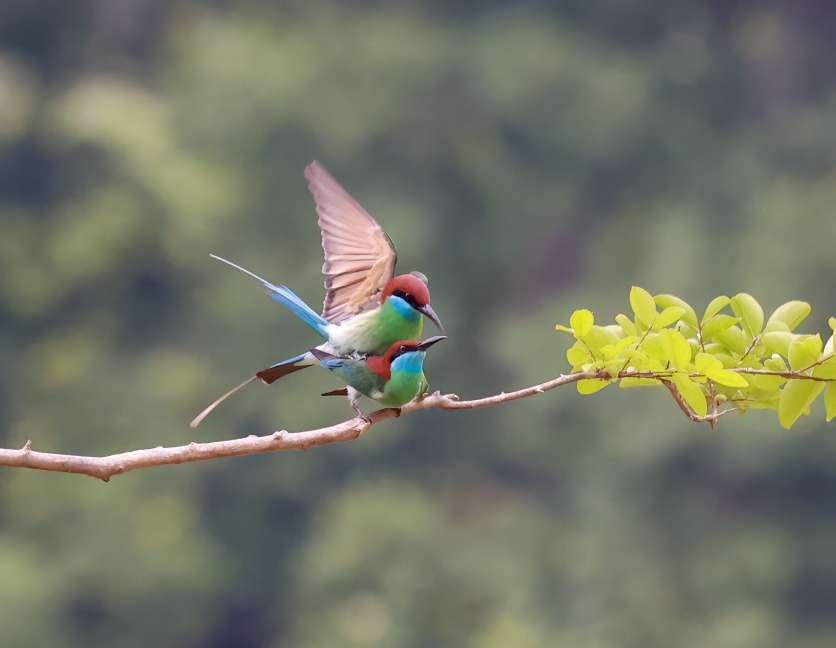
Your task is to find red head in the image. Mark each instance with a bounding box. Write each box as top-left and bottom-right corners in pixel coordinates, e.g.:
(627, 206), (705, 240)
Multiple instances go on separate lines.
(380, 272), (443, 330)
(367, 336), (447, 380)
(380, 274), (430, 307)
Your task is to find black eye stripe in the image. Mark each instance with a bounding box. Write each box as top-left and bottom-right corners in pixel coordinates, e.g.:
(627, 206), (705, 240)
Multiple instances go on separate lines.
(393, 290), (419, 307)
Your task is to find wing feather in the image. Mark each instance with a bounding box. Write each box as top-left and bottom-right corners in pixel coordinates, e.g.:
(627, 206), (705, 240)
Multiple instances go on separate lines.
(305, 161), (397, 323)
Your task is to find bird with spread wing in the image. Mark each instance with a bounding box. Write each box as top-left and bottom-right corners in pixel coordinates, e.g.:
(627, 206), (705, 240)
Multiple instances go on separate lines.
(190, 161), (444, 427)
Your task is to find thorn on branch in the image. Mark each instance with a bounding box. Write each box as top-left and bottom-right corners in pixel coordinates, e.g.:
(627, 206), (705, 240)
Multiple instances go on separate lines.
(21, 439), (32, 452)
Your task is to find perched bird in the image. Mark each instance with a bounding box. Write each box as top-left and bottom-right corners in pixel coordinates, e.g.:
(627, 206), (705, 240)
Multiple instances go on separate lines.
(190, 161), (444, 427)
(313, 336), (447, 414)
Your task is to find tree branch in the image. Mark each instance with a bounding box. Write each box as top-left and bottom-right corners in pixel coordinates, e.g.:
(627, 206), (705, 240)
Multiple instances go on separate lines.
(659, 378), (735, 430)
(0, 371), (601, 481)
(1, 365), (831, 481)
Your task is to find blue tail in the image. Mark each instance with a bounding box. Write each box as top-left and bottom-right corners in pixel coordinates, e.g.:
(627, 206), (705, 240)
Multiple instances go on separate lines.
(210, 254), (329, 338)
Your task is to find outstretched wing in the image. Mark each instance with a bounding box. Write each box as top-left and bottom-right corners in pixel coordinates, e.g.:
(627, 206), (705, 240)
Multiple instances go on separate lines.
(305, 161), (397, 323)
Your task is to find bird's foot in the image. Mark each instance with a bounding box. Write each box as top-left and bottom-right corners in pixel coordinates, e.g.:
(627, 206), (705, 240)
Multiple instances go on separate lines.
(351, 404), (371, 424)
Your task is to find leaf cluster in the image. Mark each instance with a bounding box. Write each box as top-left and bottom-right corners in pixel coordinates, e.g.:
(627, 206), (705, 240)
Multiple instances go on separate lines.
(556, 288), (836, 429)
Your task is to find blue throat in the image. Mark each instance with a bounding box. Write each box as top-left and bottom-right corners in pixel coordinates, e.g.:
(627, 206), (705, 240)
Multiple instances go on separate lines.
(387, 295), (420, 321)
(391, 351), (425, 374)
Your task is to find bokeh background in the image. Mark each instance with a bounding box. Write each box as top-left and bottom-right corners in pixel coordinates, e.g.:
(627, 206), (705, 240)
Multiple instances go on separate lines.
(2, 1), (836, 646)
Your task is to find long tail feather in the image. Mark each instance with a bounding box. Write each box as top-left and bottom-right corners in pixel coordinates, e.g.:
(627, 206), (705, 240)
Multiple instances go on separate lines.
(190, 375), (258, 429)
(210, 254), (329, 338)
(190, 353), (313, 428)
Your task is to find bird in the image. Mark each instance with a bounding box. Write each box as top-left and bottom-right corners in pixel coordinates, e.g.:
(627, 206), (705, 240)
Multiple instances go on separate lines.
(190, 161), (444, 427)
(313, 336), (447, 415)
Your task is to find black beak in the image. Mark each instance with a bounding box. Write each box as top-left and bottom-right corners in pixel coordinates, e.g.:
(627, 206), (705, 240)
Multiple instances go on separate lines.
(417, 335), (447, 351)
(417, 303), (444, 331)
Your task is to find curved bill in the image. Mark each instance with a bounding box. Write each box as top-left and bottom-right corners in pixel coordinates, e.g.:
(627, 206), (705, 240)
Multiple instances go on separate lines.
(417, 303), (444, 331)
(416, 335), (447, 351)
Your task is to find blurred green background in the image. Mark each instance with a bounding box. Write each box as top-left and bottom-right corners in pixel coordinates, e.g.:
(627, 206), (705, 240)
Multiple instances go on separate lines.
(2, 1), (836, 646)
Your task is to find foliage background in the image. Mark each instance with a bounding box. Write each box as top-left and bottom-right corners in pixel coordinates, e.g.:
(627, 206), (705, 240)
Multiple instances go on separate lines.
(2, 1), (836, 646)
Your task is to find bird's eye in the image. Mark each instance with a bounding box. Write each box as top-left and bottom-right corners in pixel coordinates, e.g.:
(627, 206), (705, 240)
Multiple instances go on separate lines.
(399, 346), (407, 353)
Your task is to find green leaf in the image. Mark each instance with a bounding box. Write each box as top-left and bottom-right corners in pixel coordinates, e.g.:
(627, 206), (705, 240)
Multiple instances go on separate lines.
(764, 356), (788, 373)
(745, 368), (785, 392)
(577, 379), (610, 395)
(570, 309), (594, 338)
(826, 384), (836, 423)
(761, 331), (796, 358)
(655, 294), (698, 328)
(779, 380), (825, 429)
(566, 343), (590, 367)
(730, 293), (764, 338)
(702, 296), (730, 324)
(741, 395), (780, 412)
(716, 325), (748, 355)
(713, 353), (736, 368)
(829, 317), (836, 332)
(813, 355), (836, 380)
(585, 325), (621, 352)
(702, 314), (738, 340)
(765, 320), (791, 333)
(705, 367), (749, 388)
(678, 323), (698, 340)
(672, 373), (708, 417)
(695, 352), (722, 373)
(641, 334), (668, 365)
(630, 286), (657, 327)
(694, 352), (748, 387)
(660, 329), (692, 369)
(613, 336), (638, 353)
(788, 335), (822, 370)
(603, 359), (623, 376)
(619, 377), (661, 388)
(653, 306), (686, 330)
(765, 301), (812, 332)
(615, 313), (638, 337)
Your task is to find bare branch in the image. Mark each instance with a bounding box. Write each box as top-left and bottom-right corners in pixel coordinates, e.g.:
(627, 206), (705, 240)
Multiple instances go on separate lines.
(731, 367), (832, 382)
(660, 379), (736, 430)
(0, 371), (601, 481)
